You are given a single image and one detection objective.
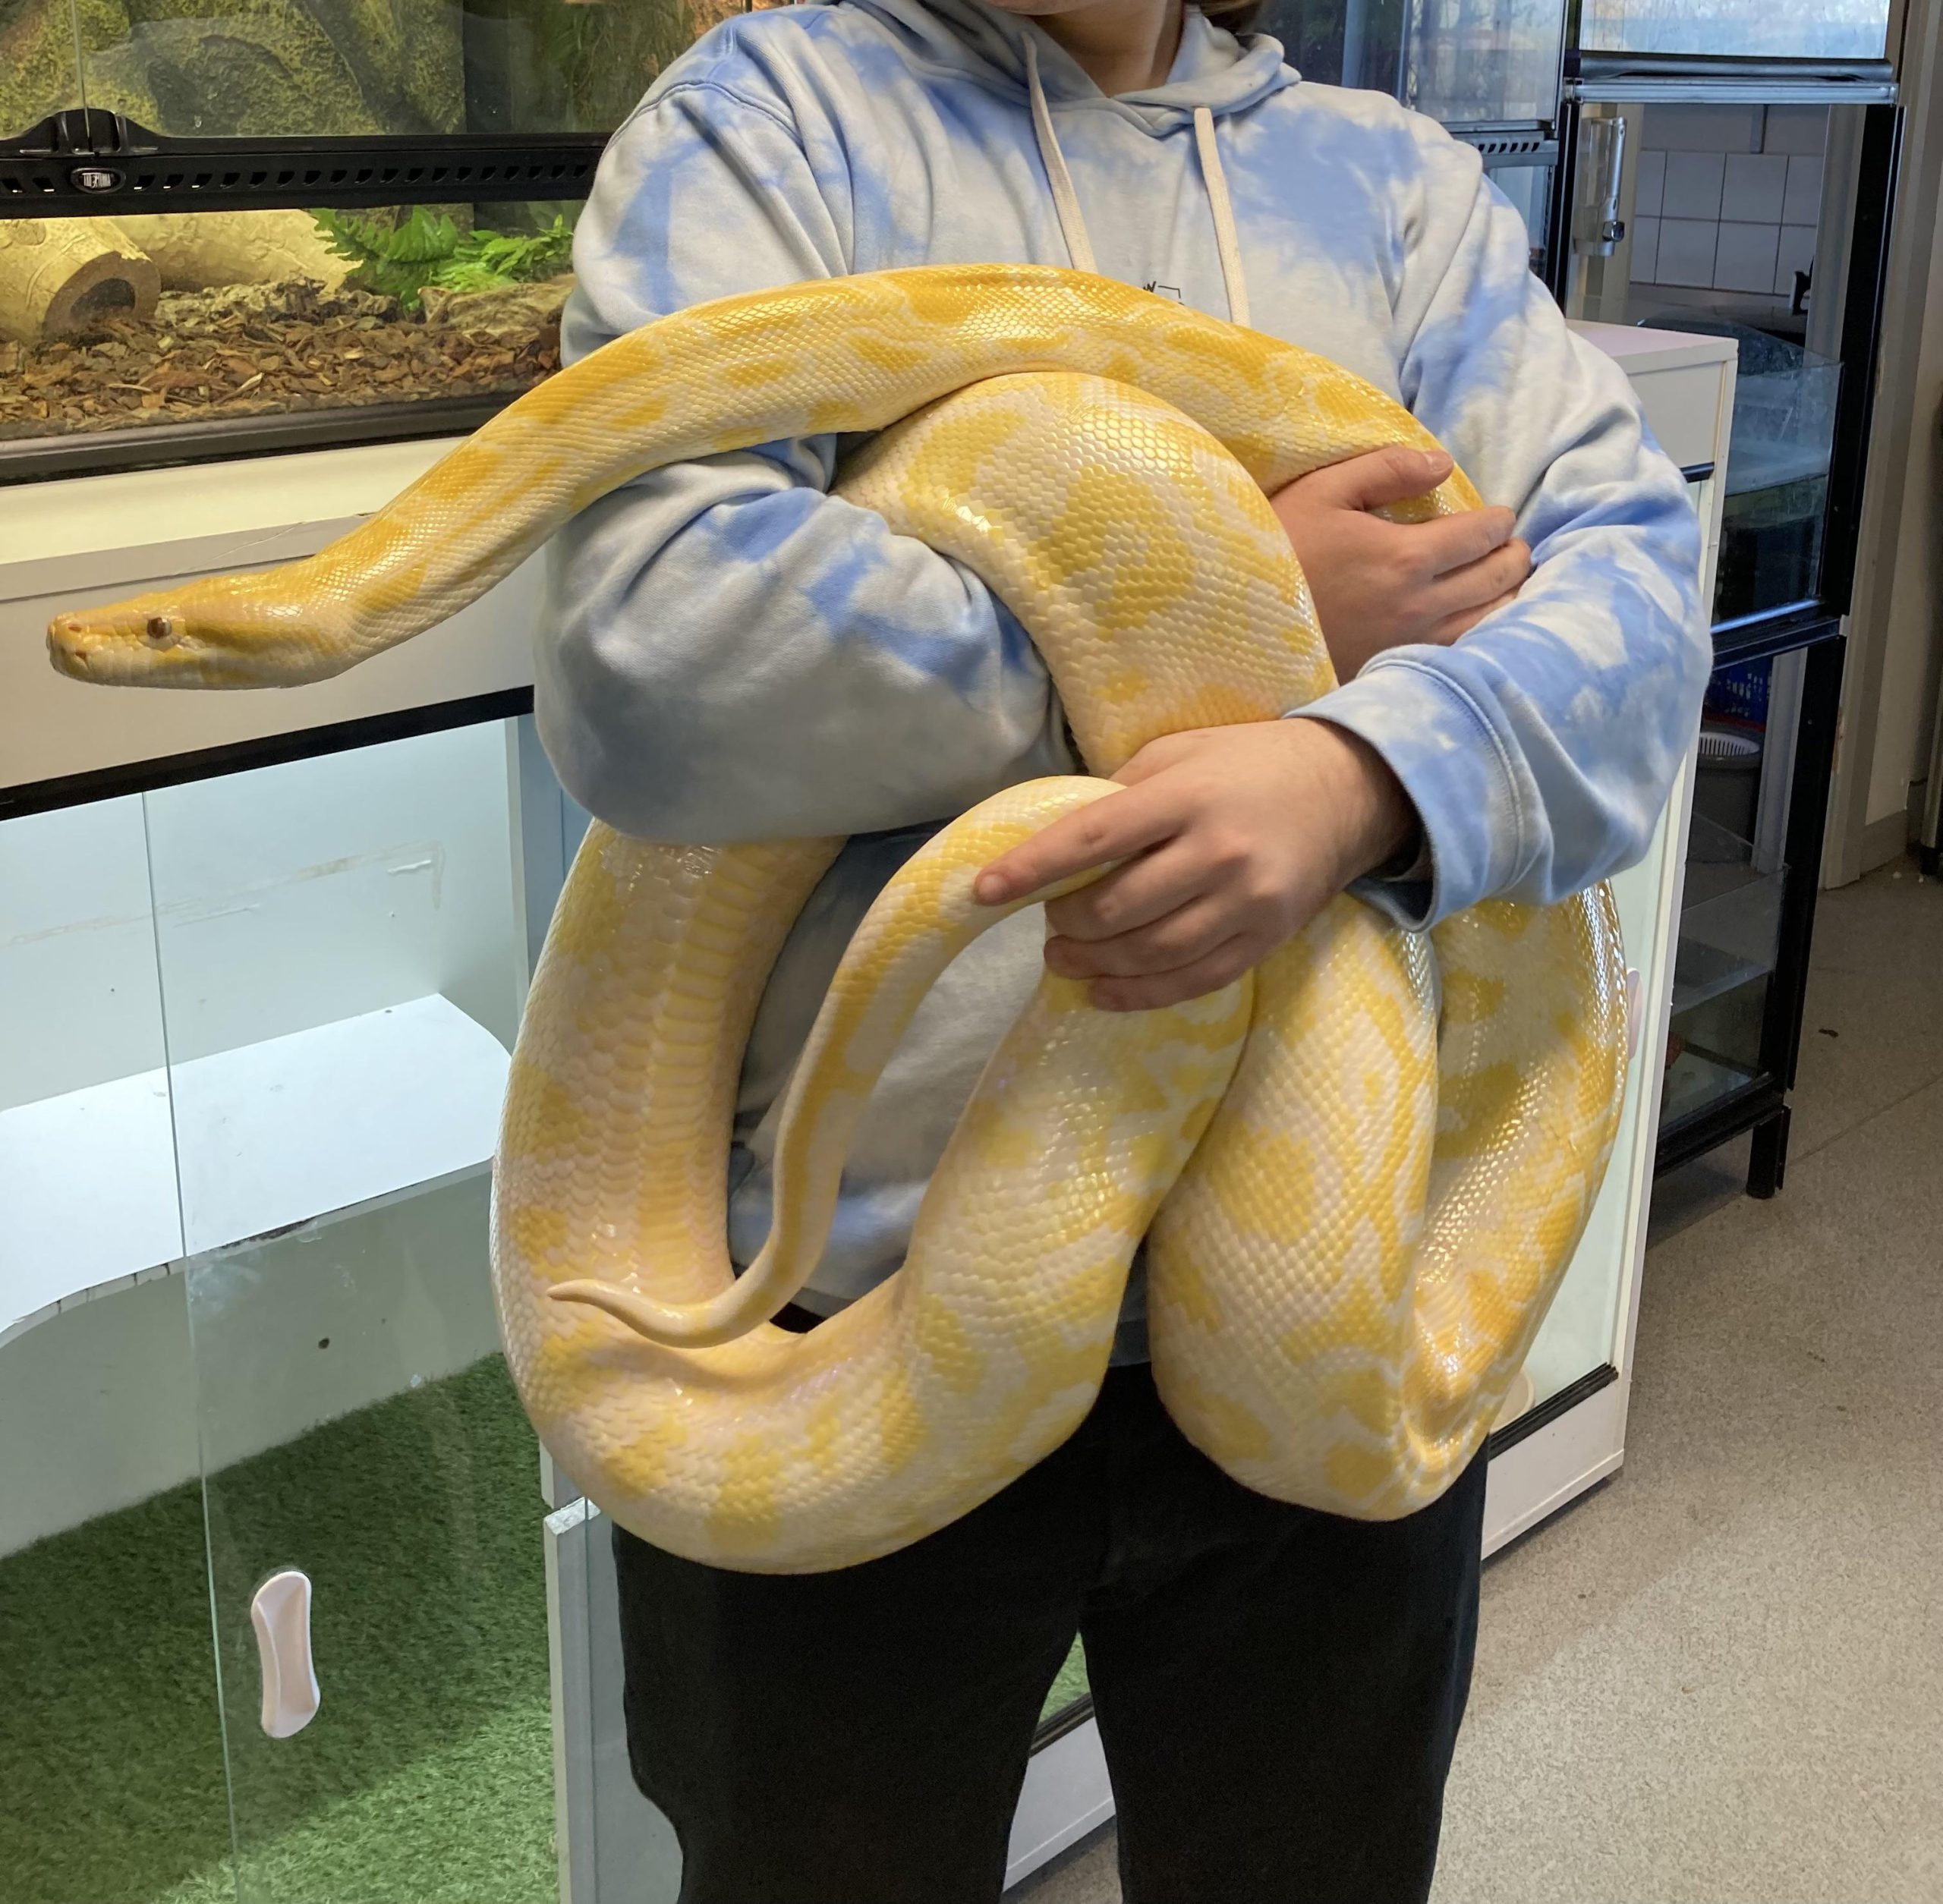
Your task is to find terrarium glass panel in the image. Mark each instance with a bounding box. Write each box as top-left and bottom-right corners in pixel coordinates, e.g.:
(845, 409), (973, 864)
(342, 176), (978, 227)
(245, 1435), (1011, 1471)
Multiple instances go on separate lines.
(1255, 0), (1562, 126)
(1, 0), (755, 142)
(0, 203), (575, 446)
(1578, 0), (1893, 61)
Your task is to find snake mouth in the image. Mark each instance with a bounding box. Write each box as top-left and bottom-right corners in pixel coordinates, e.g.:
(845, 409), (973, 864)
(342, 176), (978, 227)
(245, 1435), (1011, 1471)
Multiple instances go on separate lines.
(46, 613), (105, 680)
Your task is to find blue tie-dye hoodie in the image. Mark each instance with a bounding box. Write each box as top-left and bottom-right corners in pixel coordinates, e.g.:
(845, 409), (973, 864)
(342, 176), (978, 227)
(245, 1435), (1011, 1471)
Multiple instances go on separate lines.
(538, 0), (1708, 1353)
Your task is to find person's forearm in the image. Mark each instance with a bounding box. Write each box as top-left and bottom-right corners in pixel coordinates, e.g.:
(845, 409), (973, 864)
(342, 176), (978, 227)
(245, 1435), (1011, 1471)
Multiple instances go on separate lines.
(537, 445), (1075, 843)
(1293, 489), (1707, 927)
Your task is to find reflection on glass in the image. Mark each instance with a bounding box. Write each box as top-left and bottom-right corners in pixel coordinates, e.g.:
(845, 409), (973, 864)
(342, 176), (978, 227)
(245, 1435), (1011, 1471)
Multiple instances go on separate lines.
(1579, 0), (1894, 62)
(0, 203), (575, 448)
(1516, 798), (1672, 1410)
(1623, 322), (1840, 621)
(1404, 0), (1567, 126)
(0, 0), (754, 140)
(1562, 99), (1843, 625)
(1715, 342), (1839, 619)
(1661, 653), (1800, 1131)
(0, 0), (83, 133)
(1258, 0), (1564, 123)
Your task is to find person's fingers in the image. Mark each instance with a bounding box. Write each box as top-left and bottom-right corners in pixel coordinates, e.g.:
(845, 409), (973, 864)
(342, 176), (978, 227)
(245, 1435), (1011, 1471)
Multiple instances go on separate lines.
(1405, 506), (1519, 579)
(974, 781), (1177, 905)
(1107, 729), (1217, 787)
(1088, 933), (1262, 1012)
(1286, 444), (1453, 512)
(1046, 892), (1235, 979)
(1423, 588), (1524, 646)
(1044, 837), (1216, 942)
(1419, 538), (1532, 625)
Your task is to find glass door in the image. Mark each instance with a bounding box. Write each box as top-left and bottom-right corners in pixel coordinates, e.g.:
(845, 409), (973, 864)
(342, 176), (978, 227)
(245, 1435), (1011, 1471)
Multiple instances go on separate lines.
(1557, 96), (1895, 634)
(143, 716), (553, 1902)
(0, 793), (229, 1904)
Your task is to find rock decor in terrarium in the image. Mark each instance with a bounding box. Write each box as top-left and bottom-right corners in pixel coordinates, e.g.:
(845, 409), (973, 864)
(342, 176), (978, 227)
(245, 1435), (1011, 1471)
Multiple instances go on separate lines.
(0, 0), (776, 457)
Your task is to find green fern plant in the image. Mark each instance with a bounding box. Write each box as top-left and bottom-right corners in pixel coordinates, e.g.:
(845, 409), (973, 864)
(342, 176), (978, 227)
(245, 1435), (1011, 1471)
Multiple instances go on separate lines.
(310, 209), (575, 312)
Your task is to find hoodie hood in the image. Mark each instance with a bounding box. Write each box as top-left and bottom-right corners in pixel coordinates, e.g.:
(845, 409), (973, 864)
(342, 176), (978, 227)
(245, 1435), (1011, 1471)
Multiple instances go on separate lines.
(817, 0), (1298, 126)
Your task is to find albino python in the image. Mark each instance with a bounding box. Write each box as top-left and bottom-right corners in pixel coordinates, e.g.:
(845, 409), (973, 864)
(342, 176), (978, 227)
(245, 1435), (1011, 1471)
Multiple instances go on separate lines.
(49, 264), (1628, 1572)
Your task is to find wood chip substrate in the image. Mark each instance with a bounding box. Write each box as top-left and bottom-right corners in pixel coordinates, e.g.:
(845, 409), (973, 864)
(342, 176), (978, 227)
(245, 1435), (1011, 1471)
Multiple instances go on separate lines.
(0, 279), (562, 442)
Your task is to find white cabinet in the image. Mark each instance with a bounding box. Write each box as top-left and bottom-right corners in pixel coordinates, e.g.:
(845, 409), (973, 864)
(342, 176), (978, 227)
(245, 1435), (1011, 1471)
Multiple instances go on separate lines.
(1480, 325), (1735, 1554)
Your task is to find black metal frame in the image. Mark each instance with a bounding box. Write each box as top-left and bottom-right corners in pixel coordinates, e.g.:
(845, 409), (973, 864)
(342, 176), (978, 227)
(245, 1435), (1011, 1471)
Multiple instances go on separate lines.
(0, 110), (603, 219)
(0, 688), (536, 823)
(0, 392), (513, 486)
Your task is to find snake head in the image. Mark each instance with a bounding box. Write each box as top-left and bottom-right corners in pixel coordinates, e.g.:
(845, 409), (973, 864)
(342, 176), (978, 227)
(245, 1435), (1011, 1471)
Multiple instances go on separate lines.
(48, 571), (348, 690)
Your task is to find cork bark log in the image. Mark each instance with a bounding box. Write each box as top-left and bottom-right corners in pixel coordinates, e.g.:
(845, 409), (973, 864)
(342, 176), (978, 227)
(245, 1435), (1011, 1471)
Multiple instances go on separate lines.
(0, 219), (161, 346)
(113, 212), (353, 293)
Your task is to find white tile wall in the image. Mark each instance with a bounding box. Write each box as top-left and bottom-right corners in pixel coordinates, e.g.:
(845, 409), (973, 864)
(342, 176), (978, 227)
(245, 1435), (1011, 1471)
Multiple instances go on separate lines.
(1629, 103), (1828, 300)
(1714, 221), (1781, 294)
(1630, 215), (1660, 283)
(1783, 156), (1824, 225)
(1657, 219), (1720, 286)
(1763, 105), (1830, 156)
(1722, 153), (1787, 223)
(1663, 150), (1726, 220)
(1634, 149), (1665, 218)
(1641, 102), (1763, 152)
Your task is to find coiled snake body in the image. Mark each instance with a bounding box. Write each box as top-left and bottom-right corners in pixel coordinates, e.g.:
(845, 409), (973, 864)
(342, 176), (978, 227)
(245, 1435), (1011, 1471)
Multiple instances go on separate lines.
(49, 266), (1627, 1572)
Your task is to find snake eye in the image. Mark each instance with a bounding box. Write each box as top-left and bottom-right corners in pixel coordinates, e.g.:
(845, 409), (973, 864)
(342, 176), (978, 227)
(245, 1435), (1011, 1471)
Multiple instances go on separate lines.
(143, 615), (179, 649)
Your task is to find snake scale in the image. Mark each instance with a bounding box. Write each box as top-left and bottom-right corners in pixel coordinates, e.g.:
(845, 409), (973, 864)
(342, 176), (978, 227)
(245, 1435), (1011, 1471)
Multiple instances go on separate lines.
(49, 265), (1628, 1572)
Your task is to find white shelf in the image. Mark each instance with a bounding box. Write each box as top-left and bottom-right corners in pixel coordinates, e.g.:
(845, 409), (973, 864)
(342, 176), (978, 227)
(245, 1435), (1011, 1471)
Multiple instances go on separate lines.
(0, 994), (509, 1348)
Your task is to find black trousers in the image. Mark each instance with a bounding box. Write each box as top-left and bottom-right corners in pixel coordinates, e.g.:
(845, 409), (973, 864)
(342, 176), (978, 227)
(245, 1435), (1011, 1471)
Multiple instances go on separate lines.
(613, 1362), (1488, 1904)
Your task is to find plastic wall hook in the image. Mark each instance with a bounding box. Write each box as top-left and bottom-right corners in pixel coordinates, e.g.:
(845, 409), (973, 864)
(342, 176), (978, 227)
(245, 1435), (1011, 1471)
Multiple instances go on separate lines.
(250, 1568), (321, 1739)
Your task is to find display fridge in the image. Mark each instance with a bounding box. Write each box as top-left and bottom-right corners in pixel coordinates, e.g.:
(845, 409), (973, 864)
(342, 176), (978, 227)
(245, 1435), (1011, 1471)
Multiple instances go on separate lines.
(1550, 0), (1905, 1194)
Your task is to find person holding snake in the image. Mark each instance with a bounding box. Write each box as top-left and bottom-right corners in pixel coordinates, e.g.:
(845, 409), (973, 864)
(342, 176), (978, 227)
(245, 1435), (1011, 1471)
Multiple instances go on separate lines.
(520, 0), (1708, 1895)
(44, 0), (1710, 1895)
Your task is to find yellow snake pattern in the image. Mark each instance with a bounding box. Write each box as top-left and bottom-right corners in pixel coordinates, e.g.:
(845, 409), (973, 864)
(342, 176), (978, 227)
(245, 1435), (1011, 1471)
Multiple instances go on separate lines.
(48, 266), (1628, 1572)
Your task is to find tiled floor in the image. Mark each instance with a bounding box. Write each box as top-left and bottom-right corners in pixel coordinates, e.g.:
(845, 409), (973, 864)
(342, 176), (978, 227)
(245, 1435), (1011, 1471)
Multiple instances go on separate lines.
(1019, 859), (1943, 1904)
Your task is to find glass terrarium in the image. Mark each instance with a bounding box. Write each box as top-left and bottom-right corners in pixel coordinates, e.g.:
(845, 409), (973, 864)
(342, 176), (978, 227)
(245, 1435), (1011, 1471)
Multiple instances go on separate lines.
(1258, 0), (1567, 127)
(0, 203), (577, 453)
(0, 0), (757, 474)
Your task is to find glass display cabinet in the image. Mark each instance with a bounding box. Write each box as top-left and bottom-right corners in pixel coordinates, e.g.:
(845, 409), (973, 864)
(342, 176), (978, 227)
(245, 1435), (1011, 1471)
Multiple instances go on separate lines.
(1257, 0), (1569, 275)
(0, 0), (769, 474)
(1553, 58), (1901, 1194)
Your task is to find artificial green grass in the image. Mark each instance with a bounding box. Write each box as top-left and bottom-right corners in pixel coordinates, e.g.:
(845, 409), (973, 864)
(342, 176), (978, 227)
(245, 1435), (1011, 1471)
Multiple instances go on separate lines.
(1, 1355), (554, 1904)
(2, 1347), (1094, 1904)
(1044, 1639), (1090, 1722)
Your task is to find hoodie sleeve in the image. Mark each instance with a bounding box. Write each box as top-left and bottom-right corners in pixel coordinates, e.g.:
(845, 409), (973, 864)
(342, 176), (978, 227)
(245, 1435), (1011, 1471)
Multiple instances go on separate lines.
(537, 61), (1072, 843)
(1293, 115), (1710, 931)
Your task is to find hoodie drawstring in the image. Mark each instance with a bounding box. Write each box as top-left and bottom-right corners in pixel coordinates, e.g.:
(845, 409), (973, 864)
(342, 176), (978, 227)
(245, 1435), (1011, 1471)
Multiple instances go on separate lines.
(1022, 38), (1097, 275)
(1022, 34), (1252, 330)
(1192, 104), (1252, 329)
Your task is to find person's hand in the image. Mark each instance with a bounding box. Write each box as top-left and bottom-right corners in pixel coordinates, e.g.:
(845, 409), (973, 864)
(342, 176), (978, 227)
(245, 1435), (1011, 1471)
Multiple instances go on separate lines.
(1271, 445), (1531, 679)
(974, 719), (1415, 1011)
